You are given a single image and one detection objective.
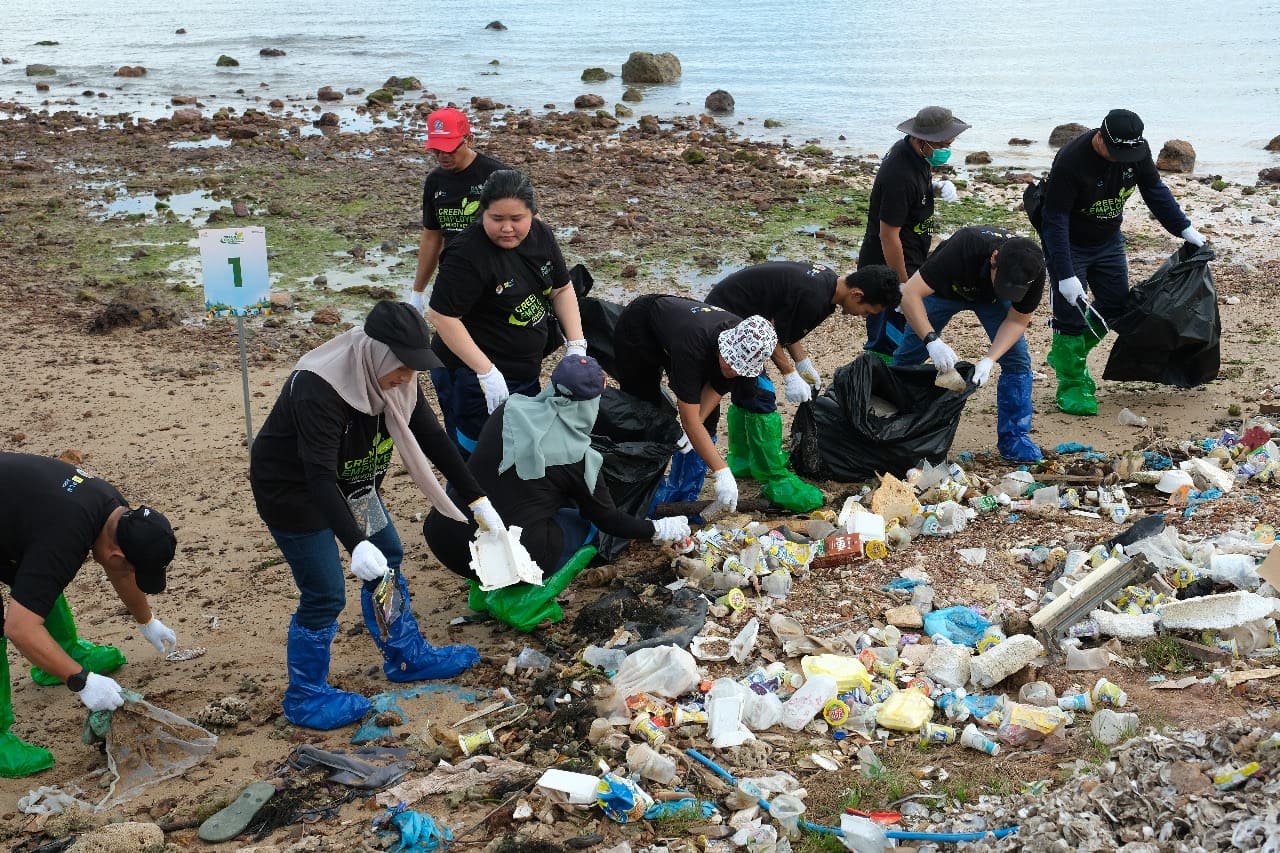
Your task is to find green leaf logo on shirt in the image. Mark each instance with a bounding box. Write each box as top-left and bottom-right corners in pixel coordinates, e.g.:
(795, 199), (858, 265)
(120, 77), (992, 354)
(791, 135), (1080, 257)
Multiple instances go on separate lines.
(462, 198), (480, 216)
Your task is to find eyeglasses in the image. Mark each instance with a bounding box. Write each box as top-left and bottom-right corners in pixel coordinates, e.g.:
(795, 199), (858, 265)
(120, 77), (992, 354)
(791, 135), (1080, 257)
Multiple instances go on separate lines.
(1103, 117), (1144, 146)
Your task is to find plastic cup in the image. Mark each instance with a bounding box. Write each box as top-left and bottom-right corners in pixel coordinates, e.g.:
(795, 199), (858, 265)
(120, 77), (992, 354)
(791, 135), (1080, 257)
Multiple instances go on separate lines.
(1092, 678), (1128, 708)
(630, 714), (667, 747)
(960, 723), (1000, 755)
(918, 722), (958, 745)
(1058, 692), (1094, 712)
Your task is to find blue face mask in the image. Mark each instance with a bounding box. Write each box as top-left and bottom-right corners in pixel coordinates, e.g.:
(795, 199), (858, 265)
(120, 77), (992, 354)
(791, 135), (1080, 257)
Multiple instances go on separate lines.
(927, 147), (952, 167)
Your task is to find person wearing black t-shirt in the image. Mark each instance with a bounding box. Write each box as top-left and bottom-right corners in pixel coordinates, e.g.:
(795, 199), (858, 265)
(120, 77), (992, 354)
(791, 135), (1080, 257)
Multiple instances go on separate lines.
(858, 106), (971, 362)
(424, 355), (692, 597)
(611, 295), (778, 516)
(0, 453), (177, 777)
(894, 226), (1048, 462)
(428, 170), (586, 456)
(250, 301), (509, 731)
(407, 108), (508, 312)
(705, 262), (900, 511)
(1041, 109), (1206, 416)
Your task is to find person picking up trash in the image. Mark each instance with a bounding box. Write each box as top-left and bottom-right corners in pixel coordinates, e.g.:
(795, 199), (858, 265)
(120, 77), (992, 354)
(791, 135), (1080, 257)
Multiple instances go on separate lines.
(705, 261), (900, 510)
(423, 354), (692, 581)
(610, 296), (777, 516)
(1040, 108), (1207, 416)
(0, 452), (177, 777)
(250, 301), (508, 731)
(895, 226), (1048, 463)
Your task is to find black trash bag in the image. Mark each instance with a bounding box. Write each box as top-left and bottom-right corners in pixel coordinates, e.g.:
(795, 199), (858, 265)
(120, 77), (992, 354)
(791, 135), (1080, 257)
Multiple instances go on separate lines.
(1023, 178), (1046, 233)
(590, 388), (681, 561)
(579, 296), (626, 379)
(791, 354), (977, 482)
(1102, 243), (1219, 387)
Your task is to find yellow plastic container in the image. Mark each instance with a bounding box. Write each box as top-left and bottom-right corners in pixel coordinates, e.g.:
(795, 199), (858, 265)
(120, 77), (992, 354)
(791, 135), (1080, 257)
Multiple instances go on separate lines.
(874, 687), (934, 732)
(801, 654), (872, 693)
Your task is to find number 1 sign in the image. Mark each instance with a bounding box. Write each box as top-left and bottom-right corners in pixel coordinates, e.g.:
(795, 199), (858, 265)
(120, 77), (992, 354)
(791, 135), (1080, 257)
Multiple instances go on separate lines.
(198, 227), (271, 317)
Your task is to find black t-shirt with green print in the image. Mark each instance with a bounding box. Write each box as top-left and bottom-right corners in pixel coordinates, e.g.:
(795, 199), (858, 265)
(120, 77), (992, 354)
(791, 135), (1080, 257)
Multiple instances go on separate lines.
(858, 136), (936, 275)
(429, 218), (571, 381)
(421, 152), (508, 240)
(249, 370), (481, 551)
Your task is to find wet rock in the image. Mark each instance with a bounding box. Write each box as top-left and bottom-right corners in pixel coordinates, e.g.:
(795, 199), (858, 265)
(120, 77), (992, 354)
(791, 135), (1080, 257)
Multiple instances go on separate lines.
(317, 111), (339, 127)
(170, 108), (202, 126)
(67, 821), (163, 852)
(35, 82), (49, 92)
(593, 110), (619, 130)
(1266, 134), (1280, 152)
(232, 201), (250, 217)
(311, 306), (341, 325)
(614, 104), (633, 118)
(581, 67), (612, 83)
(622, 87), (643, 102)
(269, 99), (284, 110)
(215, 54), (239, 67)
(1009, 137), (1034, 145)
(114, 66), (147, 78)
(87, 290), (178, 334)
(366, 88), (395, 106)
(681, 147), (706, 165)
(269, 292), (294, 311)
(472, 96), (497, 111)
(259, 47), (286, 57)
(171, 94), (198, 105)
(704, 89), (735, 114)
(764, 118), (782, 128)
(965, 150), (992, 165)
(637, 115), (660, 134)
(316, 86), (343, 102)
(573, 93), (604, 109)
(25, 64), (56, 77)
(383, 75), (422, 91)
(346, 87), (365, 95)
(621, 265), (638, 278)
(485, 20), (507, 30)
(226, 126), (259, 140)
(621, 51), (681, 84)
(1259, 167), (1280, 184)
(349, 244), (366, 260)
(313, 275), (328, 287)
(1156, 139), (1196, 173)
(1049, 122), (1089, 146)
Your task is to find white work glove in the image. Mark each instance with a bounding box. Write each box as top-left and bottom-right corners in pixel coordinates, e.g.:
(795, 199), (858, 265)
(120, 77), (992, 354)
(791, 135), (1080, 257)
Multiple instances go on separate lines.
(934, 179), (959, 203)
(139, 617), (178, 654)
(77, 673), (125, 712)
(652, 516), (692, 542)
(469, 497), (507, 534)
(972, 357), (994, 387)
(477, 365), (509, 414)
(712, 468), (739, 514)
(795, 358), (823, 391)
(1057, 276), (1086, 306)
(781, 371), (812, 404)
(350, 540), (389, 582)
(676, 432), (694, 454)
(565, 338), (588, 357)
(406, 289), (426, 311)
(926, 338), (958, 372)
(1180, 226), (1206, 247)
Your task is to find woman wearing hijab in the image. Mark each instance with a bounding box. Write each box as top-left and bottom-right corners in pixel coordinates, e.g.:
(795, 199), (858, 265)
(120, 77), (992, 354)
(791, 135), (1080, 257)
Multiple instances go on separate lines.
(427, 169), (586, 456)
(249, 301), (507, 730)
(423, 355), (691, 582)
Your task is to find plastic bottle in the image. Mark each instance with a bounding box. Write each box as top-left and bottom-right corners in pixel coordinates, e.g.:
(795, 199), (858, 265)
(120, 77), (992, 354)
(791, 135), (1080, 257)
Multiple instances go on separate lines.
(582, 645), (628, 673)
(626, 742), (677, 784)
(779, 674), (837, 731)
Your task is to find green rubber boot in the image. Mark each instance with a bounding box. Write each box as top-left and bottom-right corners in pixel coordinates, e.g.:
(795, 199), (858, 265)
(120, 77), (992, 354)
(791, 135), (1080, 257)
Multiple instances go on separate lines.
(1046, 332), (1098, 416)
(725, 404), (751, 479)
(30, 595), (127, 687)
(744, 411), (824, 512)
(1, 639), (55, 778)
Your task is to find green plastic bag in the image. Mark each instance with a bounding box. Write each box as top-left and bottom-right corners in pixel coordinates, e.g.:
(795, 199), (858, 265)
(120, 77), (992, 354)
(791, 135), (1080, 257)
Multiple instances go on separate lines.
(468, 546), (597, 633)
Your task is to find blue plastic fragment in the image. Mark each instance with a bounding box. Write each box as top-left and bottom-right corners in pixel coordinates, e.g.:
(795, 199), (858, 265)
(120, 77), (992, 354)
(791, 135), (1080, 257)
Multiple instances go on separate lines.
(1054, 442), (1094, 454)
(957, 451), (975, 462)
(353, 684), (484, 744)
(922, 606), (992, 647)
(376, 805), (453, 852)
(881, 577), (921, 591)
(1142, 451), (1173, 470)
(643, 798), (717, 821)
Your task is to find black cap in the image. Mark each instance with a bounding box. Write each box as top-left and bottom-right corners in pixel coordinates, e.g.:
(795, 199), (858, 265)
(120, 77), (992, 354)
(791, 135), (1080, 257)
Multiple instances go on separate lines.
(993, 237), (1047, 301)
(363, 301), (443, 371)
(550, 355), (606, 401)
(117, 506), (176, 593)
(1100, 109), (1150, 163)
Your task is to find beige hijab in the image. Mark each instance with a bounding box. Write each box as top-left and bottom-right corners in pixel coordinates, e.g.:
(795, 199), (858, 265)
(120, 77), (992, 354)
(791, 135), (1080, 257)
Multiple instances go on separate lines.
(294, 327), (465, 521)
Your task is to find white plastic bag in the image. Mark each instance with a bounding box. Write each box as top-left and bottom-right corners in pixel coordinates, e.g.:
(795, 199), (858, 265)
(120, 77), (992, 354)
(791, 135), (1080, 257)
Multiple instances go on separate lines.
(606, 645), (701, 711)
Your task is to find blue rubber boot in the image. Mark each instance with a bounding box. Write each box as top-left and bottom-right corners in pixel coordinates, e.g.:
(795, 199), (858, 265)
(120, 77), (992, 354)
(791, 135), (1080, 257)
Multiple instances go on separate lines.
(996, 372), (1043, 463)
(282, 616), (370, 730)
(361, 573), (479, 682)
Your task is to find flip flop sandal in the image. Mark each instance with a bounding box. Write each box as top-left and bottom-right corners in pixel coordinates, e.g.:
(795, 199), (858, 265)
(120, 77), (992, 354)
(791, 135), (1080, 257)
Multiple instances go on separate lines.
(197, 781), (277, 843)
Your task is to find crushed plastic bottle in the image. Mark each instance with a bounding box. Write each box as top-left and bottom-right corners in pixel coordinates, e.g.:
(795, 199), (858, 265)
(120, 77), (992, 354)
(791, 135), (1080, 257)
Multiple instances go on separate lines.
(1118, 407), (1149, 427)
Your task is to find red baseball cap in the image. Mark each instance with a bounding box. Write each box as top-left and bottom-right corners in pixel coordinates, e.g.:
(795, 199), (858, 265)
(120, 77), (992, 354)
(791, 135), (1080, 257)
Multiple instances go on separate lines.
(424, 108), (471, 152)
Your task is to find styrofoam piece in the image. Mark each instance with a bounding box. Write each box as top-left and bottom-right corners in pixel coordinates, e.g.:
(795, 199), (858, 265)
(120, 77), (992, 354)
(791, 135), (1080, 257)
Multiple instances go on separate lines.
(1157, 591), (1280, 631)
(1180, 456), (1235, 493)
(969, 634), (1044, 690)
(1156, 469), (1194, 494)
(848, 511), (886, 542)
(469, 526), (543, 591)
(536, 768), (600, 805)
(1089, 609), (1159, 639)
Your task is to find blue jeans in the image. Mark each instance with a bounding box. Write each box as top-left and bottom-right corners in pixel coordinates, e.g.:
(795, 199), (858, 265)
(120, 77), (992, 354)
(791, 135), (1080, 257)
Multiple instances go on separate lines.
(894, 295), (1031, 376)
(270, 513), (403, 630)
(1050, 232), (1128, 336)
(865, 310), (907, 356)
(429, 365), (540, 456)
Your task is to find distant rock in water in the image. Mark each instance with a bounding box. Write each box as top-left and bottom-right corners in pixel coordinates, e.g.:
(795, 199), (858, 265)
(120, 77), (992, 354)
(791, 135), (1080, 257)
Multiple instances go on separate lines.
(704, 89), (734, 114)
(485, 21), (507, 30)
(582, 67), (613, 83)
(1260, 167), (1280, 184)
(471, 96), (497, 111)
(260, 47), (286, 57)
(1009, 137), (1034, 146)
(1156, 139), (1195, 173)
(317, 86), (343, 101)
(114, 66), (147, 78)
(621, 51), (681, 84)
(366, 88), (395, 106)
(1265, 134), (1280, 152)
(574, 93), (605, 109)
(216, 55), (239, 67)
(763, 118), (782, 128)
(25, 64), (56, 77)
(1049, 122), (1089, 147)
(622, 87), (643, 103)
(170, 108), (201, 126)
(34, 40), (59, 46)
(171, 95), (198, 105)
(383, 75), (422, 91)
(965, 151), (992, 165)
(175, 28), (187, 34)
(615, 104), (633, 118)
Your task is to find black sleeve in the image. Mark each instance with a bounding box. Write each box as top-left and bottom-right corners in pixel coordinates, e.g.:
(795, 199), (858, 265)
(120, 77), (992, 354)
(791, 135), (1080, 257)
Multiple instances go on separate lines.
(291, 375), (366, 552)
(876, 165), (912, 227)
(547, 228), (571, 287)
(1136, 159), (1190, 235)
(428, 248), (484, 318)
(422, 173), (440, 230)
(562, 462), (655, 540)
(407, 385), (484, 504)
